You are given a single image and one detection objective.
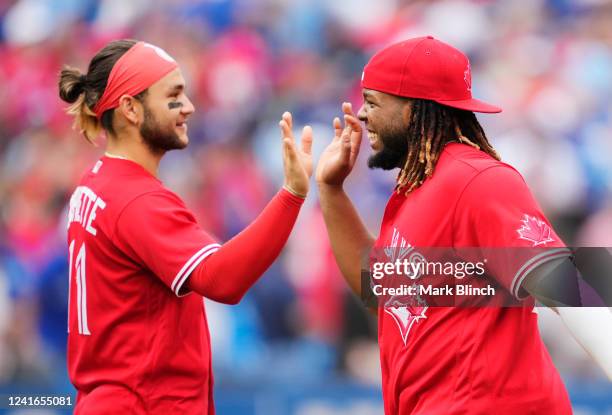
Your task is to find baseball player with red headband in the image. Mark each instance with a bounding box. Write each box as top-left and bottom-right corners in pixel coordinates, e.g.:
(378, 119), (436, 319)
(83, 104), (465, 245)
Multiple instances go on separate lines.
(316, 36), (612, 414)
(59, 39), (312, 414)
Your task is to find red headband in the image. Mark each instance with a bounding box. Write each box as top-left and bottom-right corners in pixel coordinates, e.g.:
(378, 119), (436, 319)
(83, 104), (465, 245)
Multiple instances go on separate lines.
(93, 41), (179, 119)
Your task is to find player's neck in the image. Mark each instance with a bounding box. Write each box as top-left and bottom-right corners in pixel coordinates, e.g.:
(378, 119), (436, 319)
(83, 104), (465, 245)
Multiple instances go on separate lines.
(105, 135), (163, 177)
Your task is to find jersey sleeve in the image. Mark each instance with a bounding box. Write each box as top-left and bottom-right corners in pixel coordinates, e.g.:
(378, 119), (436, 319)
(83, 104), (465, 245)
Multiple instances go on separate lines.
(112, 190), (220, 297)
(453, 165), (571, 299)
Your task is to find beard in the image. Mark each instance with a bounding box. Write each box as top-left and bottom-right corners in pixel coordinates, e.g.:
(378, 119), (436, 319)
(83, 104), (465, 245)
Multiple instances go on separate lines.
(367, 122), (411, 170)
(140, 105), (186, 154)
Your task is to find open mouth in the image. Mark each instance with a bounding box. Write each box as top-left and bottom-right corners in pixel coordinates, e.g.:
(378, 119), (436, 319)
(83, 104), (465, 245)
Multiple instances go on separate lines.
(367, 130), (383, 151)
(176, 122), (187, 130)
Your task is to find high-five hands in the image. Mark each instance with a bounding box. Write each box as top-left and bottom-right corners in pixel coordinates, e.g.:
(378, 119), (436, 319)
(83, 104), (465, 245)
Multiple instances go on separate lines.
(279, 112), (313, 198)
(315, 102), (363, 187)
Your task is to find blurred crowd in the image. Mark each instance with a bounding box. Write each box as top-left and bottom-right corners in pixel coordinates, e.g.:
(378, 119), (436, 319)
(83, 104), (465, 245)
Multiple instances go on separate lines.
(1, 0), (612, 413)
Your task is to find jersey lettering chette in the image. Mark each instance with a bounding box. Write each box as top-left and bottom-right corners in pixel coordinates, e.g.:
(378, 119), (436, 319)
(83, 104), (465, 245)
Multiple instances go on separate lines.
(67, 156), (219, 414)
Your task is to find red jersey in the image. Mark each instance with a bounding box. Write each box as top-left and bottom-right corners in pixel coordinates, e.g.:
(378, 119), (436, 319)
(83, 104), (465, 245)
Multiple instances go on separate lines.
(66, 156), (220, 414)
(375, 143), (572, 415)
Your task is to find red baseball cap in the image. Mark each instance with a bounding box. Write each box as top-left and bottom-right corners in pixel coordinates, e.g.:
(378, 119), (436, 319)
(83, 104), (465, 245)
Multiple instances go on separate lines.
(361, 36), (501, 113)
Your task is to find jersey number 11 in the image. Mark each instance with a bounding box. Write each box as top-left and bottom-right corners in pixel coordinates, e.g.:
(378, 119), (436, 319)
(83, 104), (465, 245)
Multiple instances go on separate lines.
(68, 239), (91, 335)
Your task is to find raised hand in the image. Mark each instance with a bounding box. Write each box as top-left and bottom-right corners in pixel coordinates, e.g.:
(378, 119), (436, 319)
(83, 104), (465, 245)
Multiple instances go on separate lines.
(279, 111), (313, 198)
(315, 102), (362, 187)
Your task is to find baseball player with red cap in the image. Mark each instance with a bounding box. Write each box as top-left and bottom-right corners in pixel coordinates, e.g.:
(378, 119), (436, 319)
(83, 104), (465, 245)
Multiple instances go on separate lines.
(317, 36), (612, 414)
(58, 39), (312, 414)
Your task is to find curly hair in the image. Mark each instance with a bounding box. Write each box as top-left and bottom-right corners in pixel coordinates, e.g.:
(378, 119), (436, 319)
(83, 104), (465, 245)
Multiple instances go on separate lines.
(397, 99), (500, 193)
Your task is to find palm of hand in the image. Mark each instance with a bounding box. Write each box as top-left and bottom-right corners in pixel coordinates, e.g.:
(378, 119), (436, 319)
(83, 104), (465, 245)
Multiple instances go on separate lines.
(316, 106), (362, 186)
(279, 112), (313, 197)
(316, 139), (346, 184)
(297, 146), (313, 179)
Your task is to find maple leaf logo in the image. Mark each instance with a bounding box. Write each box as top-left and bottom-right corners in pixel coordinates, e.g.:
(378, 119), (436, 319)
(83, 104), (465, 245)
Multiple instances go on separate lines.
(385, 306), (428, 346)
(517, 214), (555, 246)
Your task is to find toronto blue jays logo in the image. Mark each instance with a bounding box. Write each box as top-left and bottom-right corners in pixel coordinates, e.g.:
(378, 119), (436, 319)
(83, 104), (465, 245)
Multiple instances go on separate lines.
(383, 228), (428, 346)
(385, 305), (428, 345)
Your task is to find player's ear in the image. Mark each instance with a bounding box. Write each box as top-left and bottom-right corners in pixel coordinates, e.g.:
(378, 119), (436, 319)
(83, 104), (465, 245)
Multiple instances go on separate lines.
(117, 95), (143, 125)
(400, 98), (413, 125)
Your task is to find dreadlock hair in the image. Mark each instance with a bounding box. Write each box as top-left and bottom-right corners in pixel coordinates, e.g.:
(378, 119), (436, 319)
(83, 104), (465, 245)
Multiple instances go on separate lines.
(396, 99), (500, 194)
(58, 39), (147, 144)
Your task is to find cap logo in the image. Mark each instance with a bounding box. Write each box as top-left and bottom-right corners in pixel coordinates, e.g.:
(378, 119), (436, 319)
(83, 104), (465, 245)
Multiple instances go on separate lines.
(464, 62), (472, 92)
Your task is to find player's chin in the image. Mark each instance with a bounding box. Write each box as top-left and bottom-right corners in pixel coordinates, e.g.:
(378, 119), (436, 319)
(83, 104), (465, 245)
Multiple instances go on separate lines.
(175, 128), (189, 147)
(367, 147), (403, 170)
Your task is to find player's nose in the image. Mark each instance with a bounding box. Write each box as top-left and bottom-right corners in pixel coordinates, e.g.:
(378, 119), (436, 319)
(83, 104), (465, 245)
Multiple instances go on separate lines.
(357, 105), (367, 121)
(181, 95), (195, 116)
